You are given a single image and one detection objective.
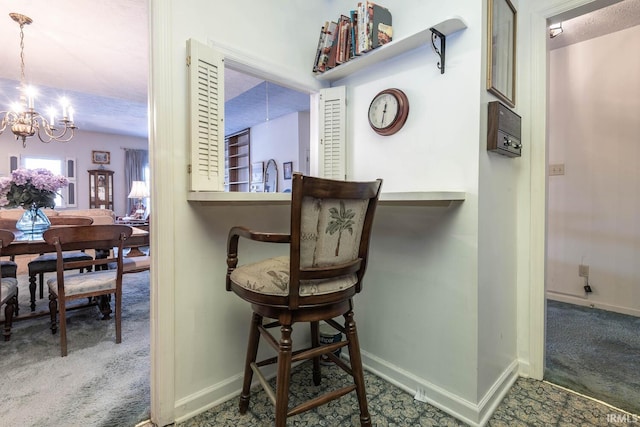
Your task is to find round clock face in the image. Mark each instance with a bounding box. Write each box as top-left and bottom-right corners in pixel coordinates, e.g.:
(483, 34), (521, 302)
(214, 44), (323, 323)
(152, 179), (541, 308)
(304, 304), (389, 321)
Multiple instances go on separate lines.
(368, 88), (409, 136)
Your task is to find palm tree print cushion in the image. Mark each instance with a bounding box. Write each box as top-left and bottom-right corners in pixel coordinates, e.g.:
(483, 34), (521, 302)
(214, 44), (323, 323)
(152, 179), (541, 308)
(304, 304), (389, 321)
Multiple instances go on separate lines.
(229, 256), (358, 296)
(300, 197), (368, 268)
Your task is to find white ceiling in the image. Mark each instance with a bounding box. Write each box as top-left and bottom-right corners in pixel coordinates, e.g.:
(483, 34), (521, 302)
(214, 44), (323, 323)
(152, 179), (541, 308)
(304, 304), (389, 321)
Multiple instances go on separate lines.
(1, 0), (638, 140)
(549, 0), (640, 50)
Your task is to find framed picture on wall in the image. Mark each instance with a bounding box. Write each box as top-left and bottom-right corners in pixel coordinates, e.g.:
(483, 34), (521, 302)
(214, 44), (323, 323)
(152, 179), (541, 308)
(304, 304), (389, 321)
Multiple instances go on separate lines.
(92, 150), (111, 164)
(487, 0), (517, 107)
(283, 162), (293, 180)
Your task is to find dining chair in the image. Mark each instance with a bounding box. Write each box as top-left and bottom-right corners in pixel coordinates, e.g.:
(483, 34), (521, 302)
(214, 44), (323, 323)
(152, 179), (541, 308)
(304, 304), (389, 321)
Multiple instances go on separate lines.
(0, 219), (18, 280)
(226, 173), (382, 426)
(43, 224), (132, 357)
(27, 216), (95, 312)
(0, 230), (18, 341)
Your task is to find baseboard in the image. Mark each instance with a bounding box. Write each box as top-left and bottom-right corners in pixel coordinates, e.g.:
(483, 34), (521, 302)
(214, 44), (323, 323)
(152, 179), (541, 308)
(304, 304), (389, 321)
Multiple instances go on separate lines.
(547, 292), (640, 317)
(360, 350), (519, 427)
(173, 371), (246, 423)
(173, 362), (284, 423)
(476, 360), (520, 426)
(173, 352), (519, 426)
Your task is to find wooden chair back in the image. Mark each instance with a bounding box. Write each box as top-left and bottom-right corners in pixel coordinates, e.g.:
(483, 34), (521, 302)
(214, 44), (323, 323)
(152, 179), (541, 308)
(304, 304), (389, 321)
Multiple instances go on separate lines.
(43, 225), (132, 275)
(48, 216), (94, 226)
(289, 173), (382, 308)
(0, 229), (15, 254)
(0, 219), (17, 230)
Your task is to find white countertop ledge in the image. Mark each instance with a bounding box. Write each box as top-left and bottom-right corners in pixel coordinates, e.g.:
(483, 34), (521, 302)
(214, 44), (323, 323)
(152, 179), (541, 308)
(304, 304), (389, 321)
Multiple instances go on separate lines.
(187, 191), (465, 206)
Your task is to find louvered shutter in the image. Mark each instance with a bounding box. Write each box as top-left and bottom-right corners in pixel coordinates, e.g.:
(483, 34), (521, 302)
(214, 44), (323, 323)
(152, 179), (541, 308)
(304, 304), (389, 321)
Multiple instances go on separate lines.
(187, 39), (225, 191)
(318, 86), (346, 180)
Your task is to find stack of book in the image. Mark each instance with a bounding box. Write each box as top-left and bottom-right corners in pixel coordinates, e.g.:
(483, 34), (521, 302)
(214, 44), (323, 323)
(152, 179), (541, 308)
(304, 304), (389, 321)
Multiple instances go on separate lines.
(312, 2), (392, 74)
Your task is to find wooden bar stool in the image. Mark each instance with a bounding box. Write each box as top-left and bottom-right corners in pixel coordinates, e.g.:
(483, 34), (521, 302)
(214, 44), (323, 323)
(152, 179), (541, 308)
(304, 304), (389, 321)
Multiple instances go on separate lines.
(226, 173), (382, 426)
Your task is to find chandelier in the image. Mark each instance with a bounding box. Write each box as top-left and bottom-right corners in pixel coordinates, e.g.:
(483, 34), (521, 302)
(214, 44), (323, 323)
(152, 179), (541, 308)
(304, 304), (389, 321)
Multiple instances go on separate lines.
(0, 13), (77, 147)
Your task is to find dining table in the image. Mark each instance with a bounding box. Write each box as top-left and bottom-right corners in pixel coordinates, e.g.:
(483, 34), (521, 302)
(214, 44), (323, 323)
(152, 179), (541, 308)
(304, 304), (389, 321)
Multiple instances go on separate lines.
(1, 225), (149, 320)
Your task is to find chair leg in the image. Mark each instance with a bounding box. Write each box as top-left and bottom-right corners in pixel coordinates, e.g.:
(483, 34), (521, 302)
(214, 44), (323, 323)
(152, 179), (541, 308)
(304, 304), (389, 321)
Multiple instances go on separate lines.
(29, 274), (37, 311)
(3, 295), (16, 341)
(39, 273), (45, 299)
(344, 310), (371, 427)
(275, 323), (293, 427)
(58, 300), (68, 357)
(239, 312), (262, 414)
(310, 321), (321, 386)
(115, 289), (122, 344)
(49, 293), (58, 334)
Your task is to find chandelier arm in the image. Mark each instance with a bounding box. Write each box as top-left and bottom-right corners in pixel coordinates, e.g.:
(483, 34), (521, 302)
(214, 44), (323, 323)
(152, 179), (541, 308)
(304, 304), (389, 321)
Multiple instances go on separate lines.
(36, 116), (75, 143)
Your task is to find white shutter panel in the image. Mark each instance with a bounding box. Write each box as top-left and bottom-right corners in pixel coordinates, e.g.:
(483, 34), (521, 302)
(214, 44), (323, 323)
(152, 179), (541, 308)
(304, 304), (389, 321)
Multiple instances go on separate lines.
(319, 86), (346, 180)
(187, 39), (225, 191)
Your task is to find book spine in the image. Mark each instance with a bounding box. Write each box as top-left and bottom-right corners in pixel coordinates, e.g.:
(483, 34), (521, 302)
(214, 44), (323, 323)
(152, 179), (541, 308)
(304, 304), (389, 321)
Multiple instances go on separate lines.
(358, 2), (367, 55)
(317, 21), (338, 72)
(312, 23), (327, 73)
(349, 10), (358, 58)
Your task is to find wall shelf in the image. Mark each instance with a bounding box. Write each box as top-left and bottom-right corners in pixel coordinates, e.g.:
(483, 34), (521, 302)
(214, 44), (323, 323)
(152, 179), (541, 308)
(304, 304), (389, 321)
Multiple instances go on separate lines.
(315, 17), (467, 83)
(187, 191), (465, 207)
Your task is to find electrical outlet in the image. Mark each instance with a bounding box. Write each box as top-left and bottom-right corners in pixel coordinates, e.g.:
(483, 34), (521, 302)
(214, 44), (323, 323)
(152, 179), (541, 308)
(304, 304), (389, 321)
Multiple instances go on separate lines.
(579, 264), (589, 277)
(549, 164), (565, 176)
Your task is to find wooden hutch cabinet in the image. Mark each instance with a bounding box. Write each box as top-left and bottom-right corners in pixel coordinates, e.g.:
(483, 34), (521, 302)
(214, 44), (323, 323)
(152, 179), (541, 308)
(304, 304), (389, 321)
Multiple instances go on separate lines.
(88, 169), (114, 210)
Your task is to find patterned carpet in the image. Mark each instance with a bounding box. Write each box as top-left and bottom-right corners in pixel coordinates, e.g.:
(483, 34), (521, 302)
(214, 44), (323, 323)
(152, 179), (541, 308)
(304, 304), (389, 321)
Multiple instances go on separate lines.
(178, 361), (635, 426)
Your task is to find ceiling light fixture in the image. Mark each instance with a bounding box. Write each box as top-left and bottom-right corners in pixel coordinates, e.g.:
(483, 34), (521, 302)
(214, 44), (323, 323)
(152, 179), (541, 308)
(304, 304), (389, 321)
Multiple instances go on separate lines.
(549, 22), (564, 39)
(0, 13), (77, 147)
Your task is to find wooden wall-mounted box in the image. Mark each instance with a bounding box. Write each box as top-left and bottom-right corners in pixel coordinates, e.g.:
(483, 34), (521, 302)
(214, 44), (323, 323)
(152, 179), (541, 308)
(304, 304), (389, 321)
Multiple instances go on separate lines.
(487, 101), (521, 158)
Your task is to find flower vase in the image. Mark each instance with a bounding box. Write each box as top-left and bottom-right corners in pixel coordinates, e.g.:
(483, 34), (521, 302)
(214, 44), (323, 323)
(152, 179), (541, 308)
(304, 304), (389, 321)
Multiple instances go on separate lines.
(16, 206), (51, 235)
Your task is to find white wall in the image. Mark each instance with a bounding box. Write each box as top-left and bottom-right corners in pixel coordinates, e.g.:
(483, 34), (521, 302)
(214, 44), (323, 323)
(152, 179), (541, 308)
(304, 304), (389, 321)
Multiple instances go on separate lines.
(150, 0), (522, 425)
(547, 25), (640, 316)
(0, 130), (148, 215)
(250, 111), (309, 193)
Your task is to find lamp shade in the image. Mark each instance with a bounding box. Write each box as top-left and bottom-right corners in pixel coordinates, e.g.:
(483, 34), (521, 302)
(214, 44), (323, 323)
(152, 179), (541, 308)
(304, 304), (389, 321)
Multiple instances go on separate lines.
(128, 181), (149, 199)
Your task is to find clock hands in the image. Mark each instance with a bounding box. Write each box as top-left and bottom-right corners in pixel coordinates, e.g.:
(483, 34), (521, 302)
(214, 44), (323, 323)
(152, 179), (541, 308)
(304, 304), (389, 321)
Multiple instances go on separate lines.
(380, 102), (387, 126)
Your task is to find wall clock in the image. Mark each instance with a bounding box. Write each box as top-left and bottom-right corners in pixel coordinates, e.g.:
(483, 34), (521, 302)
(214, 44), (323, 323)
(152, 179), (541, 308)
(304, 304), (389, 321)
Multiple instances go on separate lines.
(367, 88), (410, 136)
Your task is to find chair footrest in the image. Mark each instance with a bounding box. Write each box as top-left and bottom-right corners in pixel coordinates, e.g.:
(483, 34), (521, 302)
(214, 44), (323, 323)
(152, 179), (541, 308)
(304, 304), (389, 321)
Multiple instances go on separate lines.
(250, 362), (276, 405)
(288, 385), (356, 417)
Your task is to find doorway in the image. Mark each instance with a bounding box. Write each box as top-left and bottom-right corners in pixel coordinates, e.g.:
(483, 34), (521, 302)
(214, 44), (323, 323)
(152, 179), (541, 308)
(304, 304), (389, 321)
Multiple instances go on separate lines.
(544, 0), (640, 413)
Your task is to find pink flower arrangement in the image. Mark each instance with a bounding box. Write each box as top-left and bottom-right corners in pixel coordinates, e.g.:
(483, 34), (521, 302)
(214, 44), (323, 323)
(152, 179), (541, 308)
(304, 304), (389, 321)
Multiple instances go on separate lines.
(0, 168), (69, 209)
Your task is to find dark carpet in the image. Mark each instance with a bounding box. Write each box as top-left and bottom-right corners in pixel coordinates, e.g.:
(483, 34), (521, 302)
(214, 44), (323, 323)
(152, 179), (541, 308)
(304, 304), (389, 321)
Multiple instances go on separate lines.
(545, 299), (640, 415)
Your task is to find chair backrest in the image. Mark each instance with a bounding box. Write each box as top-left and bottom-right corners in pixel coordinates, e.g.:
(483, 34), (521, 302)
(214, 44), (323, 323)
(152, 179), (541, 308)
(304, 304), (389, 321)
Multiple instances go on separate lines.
(43, 225), (133, 276)
(0, 229), (15, 300)
(289, 173), (382, 307)
(48, 216), (94, 226)
(0, 219), (17, 230)
(0, 229), (15, 254)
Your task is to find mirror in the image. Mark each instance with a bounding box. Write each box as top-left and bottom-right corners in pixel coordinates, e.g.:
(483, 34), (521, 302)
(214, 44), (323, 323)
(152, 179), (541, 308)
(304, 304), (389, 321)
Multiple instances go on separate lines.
(264, 159), (278, 193)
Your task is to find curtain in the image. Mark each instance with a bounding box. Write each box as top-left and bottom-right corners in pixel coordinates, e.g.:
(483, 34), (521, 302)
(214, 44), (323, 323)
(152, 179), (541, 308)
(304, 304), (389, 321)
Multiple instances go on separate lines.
(124, 149), (149, 216)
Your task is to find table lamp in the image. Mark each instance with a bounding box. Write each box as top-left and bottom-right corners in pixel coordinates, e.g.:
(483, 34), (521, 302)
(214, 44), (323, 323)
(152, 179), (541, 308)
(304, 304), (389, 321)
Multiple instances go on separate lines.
(128, 181), (149, 219)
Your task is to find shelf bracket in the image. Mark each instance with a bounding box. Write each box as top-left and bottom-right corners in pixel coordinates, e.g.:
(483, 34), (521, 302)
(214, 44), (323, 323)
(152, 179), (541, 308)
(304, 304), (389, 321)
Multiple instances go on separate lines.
(429, 28), (446, 74)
